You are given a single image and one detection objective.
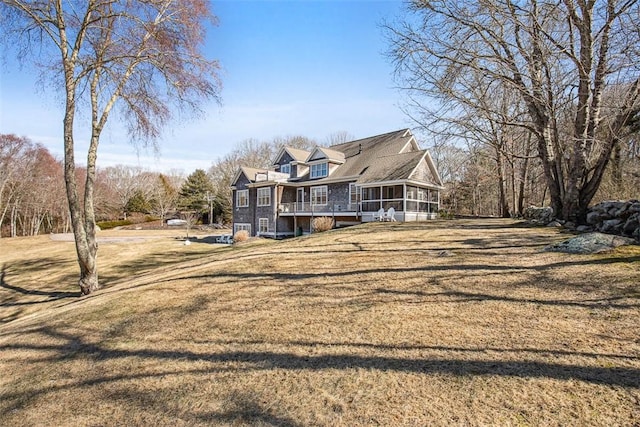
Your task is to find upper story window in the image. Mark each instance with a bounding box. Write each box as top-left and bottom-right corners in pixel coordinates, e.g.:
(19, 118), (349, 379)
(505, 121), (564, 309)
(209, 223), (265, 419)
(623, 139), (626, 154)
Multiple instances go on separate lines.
(280, 163), (291, 175)
(310, 162), (328, 179)
(236, 189), (248, 207)
(257, 187), (271, 206)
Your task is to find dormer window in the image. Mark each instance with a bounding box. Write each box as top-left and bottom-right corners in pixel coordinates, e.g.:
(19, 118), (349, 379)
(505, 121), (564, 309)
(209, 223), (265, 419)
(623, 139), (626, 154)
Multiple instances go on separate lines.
(280, 163), (291, 175)
(310, 162), (328, 179)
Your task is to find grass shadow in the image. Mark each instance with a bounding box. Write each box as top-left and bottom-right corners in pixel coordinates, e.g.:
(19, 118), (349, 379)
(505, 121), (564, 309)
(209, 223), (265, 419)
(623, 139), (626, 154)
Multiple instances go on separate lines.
(0, 264), (80, 303)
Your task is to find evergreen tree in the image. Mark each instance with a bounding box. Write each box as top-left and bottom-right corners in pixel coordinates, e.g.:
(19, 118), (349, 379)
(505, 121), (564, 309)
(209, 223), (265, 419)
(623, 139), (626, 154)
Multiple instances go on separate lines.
(125, 190), (151, 215)
(179, 169), (214, 214)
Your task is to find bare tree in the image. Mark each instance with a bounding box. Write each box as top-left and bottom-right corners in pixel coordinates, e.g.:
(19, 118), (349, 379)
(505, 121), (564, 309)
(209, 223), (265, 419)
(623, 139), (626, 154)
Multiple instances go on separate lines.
(100, 165), (152, 220)
(325, 131), (355, 146)
(0, 134), (30, 236)
(387, 0), (640, 222)
(1, 1), (221, 294)
(180, 210), (198, 241)
(208, 135), (318, 224)
(149, 173), (181, 227)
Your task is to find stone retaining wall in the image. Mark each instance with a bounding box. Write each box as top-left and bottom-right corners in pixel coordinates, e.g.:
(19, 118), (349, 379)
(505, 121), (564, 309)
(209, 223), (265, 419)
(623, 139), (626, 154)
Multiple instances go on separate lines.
(586, 200), (640, 241)
(524, 200), (640, 242)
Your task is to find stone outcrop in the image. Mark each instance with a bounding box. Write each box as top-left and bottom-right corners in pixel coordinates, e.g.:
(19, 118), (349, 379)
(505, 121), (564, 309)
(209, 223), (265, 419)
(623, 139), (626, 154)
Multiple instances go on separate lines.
(544, 232), (637, 254)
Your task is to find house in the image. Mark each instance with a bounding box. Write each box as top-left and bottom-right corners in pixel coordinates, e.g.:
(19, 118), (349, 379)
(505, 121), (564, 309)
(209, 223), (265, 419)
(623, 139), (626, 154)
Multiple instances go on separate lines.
(231, 129), (444, 238)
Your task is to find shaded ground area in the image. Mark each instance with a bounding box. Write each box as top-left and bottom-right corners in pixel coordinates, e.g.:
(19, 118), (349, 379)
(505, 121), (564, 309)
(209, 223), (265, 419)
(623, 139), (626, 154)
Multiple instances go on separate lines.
(0, 219), (639, 426)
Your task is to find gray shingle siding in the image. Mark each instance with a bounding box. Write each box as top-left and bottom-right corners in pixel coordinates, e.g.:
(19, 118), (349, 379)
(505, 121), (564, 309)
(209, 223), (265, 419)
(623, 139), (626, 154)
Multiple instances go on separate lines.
(231, 129), (443, 237)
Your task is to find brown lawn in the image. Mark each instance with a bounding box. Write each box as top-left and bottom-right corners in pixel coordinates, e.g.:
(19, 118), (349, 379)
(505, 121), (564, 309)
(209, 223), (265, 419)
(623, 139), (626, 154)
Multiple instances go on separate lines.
(0, 219), (638, 426)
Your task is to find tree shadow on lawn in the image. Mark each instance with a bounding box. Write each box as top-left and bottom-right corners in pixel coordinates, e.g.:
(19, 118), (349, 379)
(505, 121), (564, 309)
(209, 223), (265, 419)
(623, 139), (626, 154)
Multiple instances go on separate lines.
(98, 247), (220, 287)
(1, 326), (638, 405)
(0, 263), (80, 304)
(373, 287), (640, 310)
(173, 252), (639, 304)
(0, 358), (303, 427)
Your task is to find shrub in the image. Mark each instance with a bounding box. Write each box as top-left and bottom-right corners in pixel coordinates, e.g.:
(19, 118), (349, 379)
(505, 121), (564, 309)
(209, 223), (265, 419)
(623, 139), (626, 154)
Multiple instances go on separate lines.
(312, 216), (334, 232)
(96, 220), (133, 230)
(438, 209), (454, 220)
(233, 229), (249, 243)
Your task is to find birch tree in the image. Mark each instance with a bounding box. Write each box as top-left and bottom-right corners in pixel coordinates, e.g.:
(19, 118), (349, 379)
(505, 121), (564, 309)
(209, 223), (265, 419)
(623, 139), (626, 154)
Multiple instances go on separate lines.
(387, 0), (640, 222)
(0, 0), (221, 294)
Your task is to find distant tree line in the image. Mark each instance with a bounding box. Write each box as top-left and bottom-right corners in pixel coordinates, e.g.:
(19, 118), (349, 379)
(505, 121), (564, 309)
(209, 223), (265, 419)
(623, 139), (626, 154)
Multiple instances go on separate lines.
(0, 132), (350, 238)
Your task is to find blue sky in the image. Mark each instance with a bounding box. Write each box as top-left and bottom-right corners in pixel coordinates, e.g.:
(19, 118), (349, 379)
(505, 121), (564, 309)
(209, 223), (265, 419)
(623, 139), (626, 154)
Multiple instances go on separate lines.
(0, 0), (412, 173)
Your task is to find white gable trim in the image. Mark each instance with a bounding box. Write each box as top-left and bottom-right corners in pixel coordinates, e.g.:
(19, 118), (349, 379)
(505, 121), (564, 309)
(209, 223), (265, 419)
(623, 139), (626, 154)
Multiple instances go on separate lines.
(424, 150), (443, 186)
(400, 134), (420, 154)
(407, 151), (443, 187)
(231, 168), (250, 187)
(272, 146), (309, 166)
(307, 147), (327, 162)
(272, 146), (290, 166)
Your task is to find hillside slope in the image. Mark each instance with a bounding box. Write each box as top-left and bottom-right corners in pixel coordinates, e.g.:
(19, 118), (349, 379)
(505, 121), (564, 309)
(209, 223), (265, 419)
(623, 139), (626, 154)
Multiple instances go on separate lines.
(1, 220), (639, 426)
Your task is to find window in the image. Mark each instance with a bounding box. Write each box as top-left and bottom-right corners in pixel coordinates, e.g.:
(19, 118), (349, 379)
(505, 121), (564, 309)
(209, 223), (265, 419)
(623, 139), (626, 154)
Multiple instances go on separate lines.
(234, 223), (251, 234)
(257, 187), (271, 206)
(349, 183), (360, 205)
(311, 186), (328, 205)
(236, 189), (248, 207)
(310, 162), (328, 178)
(280, 163), (291, 175)
(258, 218), (268, 234)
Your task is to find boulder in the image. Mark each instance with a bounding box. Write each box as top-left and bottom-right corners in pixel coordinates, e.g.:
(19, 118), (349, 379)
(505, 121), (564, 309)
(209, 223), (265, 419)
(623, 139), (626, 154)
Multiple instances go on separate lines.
(524, 206), (555, 224)
(544, 232), (636, 254)
(622, 214), (639, 236)
(586, 211), (603, 225)
(600, 218), (624, 233)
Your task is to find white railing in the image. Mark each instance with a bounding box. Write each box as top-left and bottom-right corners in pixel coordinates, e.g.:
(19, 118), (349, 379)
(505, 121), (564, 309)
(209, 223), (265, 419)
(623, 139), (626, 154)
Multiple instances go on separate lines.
(279, 201), (357, 214)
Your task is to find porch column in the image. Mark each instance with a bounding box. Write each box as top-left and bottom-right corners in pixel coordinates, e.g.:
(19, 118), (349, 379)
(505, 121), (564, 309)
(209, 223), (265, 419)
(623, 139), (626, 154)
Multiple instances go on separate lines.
(403, 184), (407, 213)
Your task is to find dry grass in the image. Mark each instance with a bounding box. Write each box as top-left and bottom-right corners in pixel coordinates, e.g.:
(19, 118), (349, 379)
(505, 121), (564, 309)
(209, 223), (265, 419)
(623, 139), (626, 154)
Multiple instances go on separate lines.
(0, 219), (639, 426)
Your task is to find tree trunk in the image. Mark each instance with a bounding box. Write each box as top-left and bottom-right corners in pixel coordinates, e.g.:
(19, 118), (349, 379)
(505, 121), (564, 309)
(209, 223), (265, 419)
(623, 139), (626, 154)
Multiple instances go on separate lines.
(495, 148), (510, 218)
(514, 138), (531, 215)
(62, 73), (99, 295)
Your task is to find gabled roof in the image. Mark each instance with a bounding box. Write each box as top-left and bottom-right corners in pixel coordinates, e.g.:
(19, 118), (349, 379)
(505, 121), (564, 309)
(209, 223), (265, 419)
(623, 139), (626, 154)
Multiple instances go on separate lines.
(231, 166), (270, 186)
(357, 150), (426, 183)
(306, 146), (345, 163)
(410, 150), (443, 186)
(329, 129), (417, 159)
(309, 129), (418, 180)
(232, 128), (443, 188)
(273, 146), (311, 165)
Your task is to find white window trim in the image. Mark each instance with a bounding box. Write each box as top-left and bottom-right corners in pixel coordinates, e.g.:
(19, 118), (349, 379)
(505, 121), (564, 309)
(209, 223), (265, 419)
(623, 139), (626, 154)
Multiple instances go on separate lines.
(280, 163), (291, 175)
(349, 183), (360, 203)
(311, 185), (328, 205)
(257, 187), (271, 206)
(310, 162), (328, 179)
(258, 218), (269, 234)
(234, 223), (251, 234)
(236, 189), (249, 207)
